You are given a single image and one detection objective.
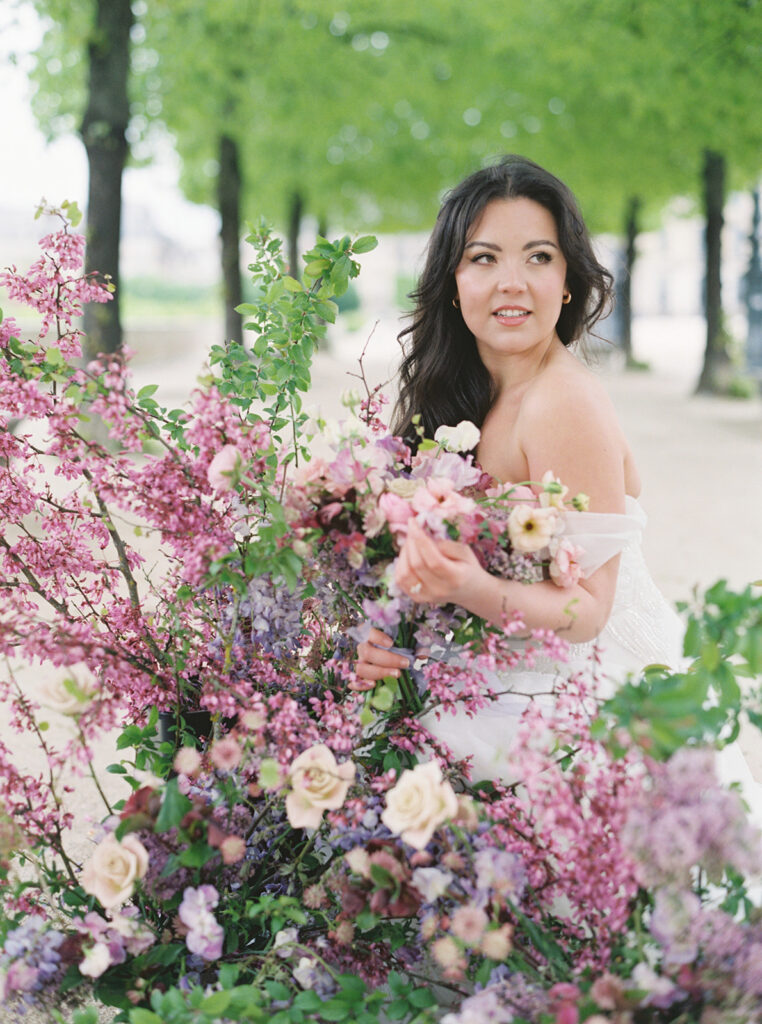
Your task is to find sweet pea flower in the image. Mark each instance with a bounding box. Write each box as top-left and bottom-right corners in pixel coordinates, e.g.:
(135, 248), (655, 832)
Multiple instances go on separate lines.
(285, 744), (356, 829)
(507, 504), (561, 553)
(178, 886), (224, 961)
(539, 469), (569, 509)
(80, 833), (149, 909)
(79, 941), (112, 979)
(378, 491), (415, 535)
(434, 420), (481, 453)
(207, 444), (242, 491)
(381, 761), (458, 851)
(549, 537), (585, 588)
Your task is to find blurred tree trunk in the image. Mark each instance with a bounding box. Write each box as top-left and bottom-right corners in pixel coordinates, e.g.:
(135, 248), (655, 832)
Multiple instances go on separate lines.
(621, 195), (641, 367)
(288, 191), (304, 282)
(696, 150), (730, 393)
(218, 133), (243, 346)
(80, 0), (133, 360)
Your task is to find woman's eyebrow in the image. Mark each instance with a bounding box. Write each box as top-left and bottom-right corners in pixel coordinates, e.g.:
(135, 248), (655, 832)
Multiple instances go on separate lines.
(463, 239), (559, 251)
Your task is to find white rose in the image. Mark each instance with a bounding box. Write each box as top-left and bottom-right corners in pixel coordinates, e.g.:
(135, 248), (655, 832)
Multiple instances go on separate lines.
(507, 504), (561, 553)
(37, 664), (97, 716)
(80, 833), (149, 909)
(434, 420), (481, 453)
(285, 745), (355, 830)
(79, 941), (112, 979)
(381, 761), (458, 851)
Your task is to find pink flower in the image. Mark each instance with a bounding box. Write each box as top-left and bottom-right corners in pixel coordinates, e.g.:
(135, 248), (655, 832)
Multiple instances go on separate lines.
(219, 835), (246, 864)
(549, 537), (585, 588)
(411, 477), (476, 534)
(210, 737), (242, 772)
(178, 886), (224, 961)
(207, 445), (242, 491)
(173, 746), (202, 777)
(450, 904), (488, 946)
(378, 491), (415, 535)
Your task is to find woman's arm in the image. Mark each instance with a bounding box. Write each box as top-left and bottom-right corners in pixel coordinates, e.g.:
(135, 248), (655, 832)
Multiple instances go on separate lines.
(395, 520), (618, 643)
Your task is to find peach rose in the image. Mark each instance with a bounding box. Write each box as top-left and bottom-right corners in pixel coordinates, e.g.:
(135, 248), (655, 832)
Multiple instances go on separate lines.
(507, 504), (561, 553)
(80, 833), (149, 909)
(381, 761), (458, 851)
(285, 744), (355, 830)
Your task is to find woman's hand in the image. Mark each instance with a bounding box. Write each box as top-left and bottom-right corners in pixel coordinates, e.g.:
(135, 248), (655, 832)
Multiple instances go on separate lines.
(354, 628), (412, 684)
(395, 520), (486, 607)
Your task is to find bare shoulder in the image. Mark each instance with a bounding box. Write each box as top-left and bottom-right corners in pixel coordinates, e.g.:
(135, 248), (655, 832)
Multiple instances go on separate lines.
(518, 353), (622, 437)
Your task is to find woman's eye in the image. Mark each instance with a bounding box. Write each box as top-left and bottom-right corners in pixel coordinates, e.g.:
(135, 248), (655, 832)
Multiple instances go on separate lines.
(471, 252), (495, 264)
(529, 251), (552, 264)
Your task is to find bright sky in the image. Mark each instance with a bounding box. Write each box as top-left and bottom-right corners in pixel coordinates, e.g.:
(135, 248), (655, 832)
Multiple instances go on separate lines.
(0, 4), (217, 251)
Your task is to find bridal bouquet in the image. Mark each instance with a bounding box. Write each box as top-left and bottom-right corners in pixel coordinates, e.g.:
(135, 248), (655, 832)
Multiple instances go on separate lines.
(2, 209), (762, 1024)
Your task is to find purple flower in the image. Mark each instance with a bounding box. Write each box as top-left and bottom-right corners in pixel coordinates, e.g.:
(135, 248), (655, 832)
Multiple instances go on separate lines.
(179, 886), (224, 961)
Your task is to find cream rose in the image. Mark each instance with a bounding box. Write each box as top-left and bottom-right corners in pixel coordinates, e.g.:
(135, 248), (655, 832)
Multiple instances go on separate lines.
(507, 504), (561, 553)
(285, 744), (355, 830)
(434, 420), (481, 453)
(381, 761), (458, 851)
(37, 664), (97, 716)
(80, 833), (149, 909)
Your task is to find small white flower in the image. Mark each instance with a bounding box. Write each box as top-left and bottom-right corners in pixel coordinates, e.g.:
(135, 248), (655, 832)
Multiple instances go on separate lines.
(412, 866), (453, 901)
(79, 941), (112, 979)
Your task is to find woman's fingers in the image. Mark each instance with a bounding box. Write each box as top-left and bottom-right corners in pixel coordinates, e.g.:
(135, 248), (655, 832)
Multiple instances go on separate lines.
(355, 633), (410, 681)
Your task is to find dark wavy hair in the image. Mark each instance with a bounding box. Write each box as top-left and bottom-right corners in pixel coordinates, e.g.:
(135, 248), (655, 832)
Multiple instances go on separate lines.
(393, 155), (614, 442)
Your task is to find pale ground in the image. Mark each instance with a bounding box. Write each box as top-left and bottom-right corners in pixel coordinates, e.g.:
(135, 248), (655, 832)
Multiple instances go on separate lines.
(2, 312), (761, 1021)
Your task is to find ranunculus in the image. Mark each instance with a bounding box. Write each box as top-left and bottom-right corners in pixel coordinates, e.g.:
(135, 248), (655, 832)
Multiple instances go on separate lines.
(80, 833), (149, 908)
(434, 420), (481, 453)
(549, 537), (585, 588)
(285, 744), (355, 829)
(507, 504), (561, 553)
(210, 736), (242, 772)
(450, 904), (488, 945)
(173, 746), (202, 777)
(79, 941), (112, 978)
(207, 445), (242, 491)
(381, 761), (458, 850)
(37, 663), (97, 716)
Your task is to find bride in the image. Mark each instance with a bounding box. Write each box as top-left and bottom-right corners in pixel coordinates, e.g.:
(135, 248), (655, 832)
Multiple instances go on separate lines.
(354, 155), (747, 792)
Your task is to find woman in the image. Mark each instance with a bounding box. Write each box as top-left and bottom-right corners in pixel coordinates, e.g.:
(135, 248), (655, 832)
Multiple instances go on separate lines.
(355, 155), (684, 780)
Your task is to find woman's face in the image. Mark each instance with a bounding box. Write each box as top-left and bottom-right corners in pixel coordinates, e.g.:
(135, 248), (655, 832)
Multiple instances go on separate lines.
(453, 197), (568, 368)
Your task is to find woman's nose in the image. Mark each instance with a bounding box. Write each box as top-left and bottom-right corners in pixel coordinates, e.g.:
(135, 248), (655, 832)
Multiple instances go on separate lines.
(497, 263), (527, 292)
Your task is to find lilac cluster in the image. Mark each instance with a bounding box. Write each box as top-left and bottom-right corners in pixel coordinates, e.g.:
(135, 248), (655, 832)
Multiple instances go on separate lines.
(0, 916), (66, 1007)
(441, 972), (549, 1024)
(235, 573), (306, 660)
(621, 747), (762, 888)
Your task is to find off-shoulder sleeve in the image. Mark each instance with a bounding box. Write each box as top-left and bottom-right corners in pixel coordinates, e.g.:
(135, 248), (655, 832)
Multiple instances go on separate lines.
(562, 496), (647, 577)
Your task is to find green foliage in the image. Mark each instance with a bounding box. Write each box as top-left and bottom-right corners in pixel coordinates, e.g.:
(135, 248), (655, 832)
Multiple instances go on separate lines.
(595, 581), (762, 758)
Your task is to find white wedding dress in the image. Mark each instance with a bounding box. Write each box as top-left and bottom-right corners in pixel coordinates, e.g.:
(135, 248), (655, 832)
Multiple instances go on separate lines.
(423, 497), (762, 827)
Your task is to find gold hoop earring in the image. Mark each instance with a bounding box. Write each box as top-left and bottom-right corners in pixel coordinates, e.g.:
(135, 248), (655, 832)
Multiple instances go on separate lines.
(452, 296), (460, 309)
(562, 291), (571, 305)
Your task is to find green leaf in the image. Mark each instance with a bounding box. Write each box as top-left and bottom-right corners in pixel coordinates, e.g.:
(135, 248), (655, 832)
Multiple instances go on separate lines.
(137, 384), (159, 399)
(316, 1003), (350, 1022)
(385, 999), (410, 1020)
(155, 778), (192, 832)
(129, 1011), (162, 1024)
(292, 991), (323, 1011)
(201, 991), (233, 1014)
(264, 980), (291, 1001)
(409, 988), (436, 1008)
(352, 234), (377, 254)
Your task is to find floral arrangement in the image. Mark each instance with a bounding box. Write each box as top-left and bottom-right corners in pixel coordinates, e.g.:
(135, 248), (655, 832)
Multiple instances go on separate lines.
(1, 208), (762, 1024)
